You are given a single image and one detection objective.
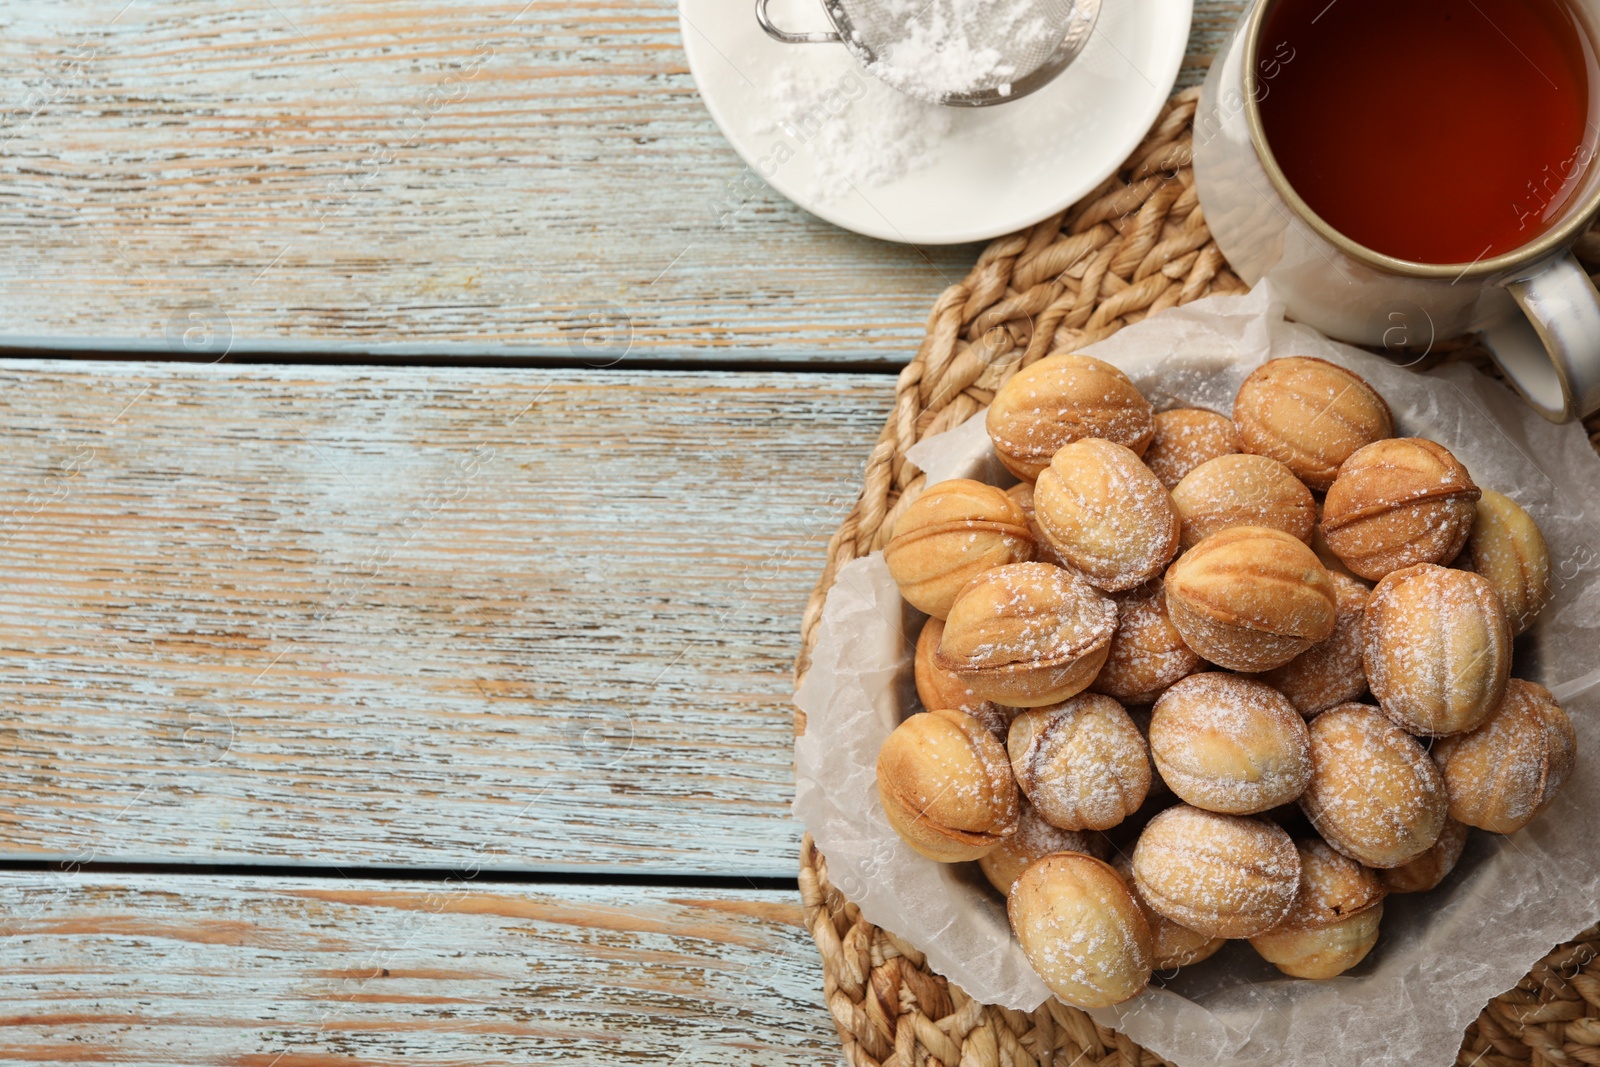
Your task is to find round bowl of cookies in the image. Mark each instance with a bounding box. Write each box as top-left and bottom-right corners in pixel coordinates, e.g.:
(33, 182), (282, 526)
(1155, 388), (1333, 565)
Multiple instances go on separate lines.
(793, 289), (1600, 1061)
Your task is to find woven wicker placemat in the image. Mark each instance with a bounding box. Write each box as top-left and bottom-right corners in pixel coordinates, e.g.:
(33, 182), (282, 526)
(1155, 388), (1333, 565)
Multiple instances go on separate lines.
(793, 85), (1600, 1067)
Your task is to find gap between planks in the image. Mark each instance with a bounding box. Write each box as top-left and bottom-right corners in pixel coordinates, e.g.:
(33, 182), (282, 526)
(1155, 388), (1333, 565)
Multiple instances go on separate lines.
(0, 857), (800, 893)
(0, 344), (911, 374)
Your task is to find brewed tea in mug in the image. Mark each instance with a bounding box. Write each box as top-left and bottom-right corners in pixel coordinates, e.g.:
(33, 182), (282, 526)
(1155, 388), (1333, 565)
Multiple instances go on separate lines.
(1257, 0), (1597, 266)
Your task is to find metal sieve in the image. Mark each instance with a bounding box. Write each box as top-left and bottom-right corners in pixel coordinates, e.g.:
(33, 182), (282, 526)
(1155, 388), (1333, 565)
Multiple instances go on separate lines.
(755, 0), (1102, 107)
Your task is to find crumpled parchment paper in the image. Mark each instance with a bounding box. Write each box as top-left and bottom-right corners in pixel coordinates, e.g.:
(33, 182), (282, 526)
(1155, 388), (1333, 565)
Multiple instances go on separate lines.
(793, 283), (1600, 1067)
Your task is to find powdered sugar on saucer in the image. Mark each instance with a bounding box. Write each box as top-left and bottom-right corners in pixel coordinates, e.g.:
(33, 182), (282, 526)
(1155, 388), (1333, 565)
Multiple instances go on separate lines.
(760, 57), (951, 201)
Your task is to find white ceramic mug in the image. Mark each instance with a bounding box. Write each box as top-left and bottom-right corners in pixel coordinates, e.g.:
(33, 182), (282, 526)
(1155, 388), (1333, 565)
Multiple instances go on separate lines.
(1193, 0), (1600, 423)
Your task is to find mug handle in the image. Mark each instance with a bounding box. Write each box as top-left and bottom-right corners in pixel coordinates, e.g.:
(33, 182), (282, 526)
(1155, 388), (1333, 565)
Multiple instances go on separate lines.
(755, 0), (841, 43)
(1481, 253), (1600, 423)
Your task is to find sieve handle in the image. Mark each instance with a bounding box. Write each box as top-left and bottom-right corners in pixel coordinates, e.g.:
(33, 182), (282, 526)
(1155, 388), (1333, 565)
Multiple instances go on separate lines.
(755, 0), (841, 43)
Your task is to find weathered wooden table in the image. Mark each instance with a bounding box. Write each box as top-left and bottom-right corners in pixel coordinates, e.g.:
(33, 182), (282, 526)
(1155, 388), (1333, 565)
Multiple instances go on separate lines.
(0, 3), (1240, 1061)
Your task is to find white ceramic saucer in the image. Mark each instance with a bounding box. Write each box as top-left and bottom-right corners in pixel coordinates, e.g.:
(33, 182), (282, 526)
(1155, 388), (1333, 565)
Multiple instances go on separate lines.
(679, 0), (1194, 244)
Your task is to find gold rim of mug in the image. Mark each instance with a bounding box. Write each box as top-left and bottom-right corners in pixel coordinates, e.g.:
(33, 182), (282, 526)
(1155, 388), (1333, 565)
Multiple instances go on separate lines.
(1241, 0), (1600, 280)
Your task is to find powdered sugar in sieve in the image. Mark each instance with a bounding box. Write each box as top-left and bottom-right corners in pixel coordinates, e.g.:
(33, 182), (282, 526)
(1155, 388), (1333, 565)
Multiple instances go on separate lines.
(756, 0), (1102, 106)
